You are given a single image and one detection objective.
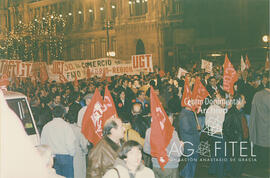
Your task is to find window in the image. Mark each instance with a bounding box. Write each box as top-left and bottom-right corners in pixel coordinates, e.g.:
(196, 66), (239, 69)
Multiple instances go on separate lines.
(129, 0), (148, 16)
(101, 39), (107, 57)
(90, 40), (96, 58)
(111, 4), (117, 20)
(6, 98), (36, 135)
(89, 8), (94, 27)
(100, 7), (105, 23)
(112, 38), (116, 54)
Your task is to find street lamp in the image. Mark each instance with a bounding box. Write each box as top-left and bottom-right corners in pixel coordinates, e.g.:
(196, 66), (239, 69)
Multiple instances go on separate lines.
(262, 35), (269, 43)
(104, 20), (114, 56)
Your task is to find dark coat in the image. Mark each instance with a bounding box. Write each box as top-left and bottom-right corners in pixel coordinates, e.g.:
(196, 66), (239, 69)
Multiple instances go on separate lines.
(178, 108), (200, 155)
(223, 107), (244, 142)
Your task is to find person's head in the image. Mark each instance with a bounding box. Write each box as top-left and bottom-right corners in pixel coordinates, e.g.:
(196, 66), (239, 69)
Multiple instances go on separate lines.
(36, 144), (54, 168)
(53, 93), (61, 105)
(232, 93), (246, 110)
(262, 73), (269, 85)
(118, 89), (125, 100)
(30, 96), (40, 107)
(149, 80), (156, 87)
(122, 78), (129, 88)
(50, 85), (57, 93)
(136, 90), (145, 101)
(103, 118), (125, 142)
(118, 140), (142, 170)
(83, 93), (93, 105)
(204, 72), (210, 80)
(214, 91), (226, 108)
(72, 92), (81, 102)
(133, 80), (141, 89)
(52, 106), (65, 118)
(131, 103), (142, 116)
(88, 84), (95, 93)
(208, 76), (217, 87)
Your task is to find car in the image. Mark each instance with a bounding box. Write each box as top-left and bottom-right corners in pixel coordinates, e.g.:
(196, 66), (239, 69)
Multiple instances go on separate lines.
(2, 90), (40, 146)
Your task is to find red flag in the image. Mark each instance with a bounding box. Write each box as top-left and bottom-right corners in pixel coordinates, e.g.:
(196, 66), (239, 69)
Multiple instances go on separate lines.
(81, 88), (105, 145)
(245, 54), (251, 69)
(0, 74), (10, 87)
(181, 76), (192, 108)
(40, 64), (48, 83)
(265, 54), (269, 71)
(223, 54), (238, 95)
(74, 73), (79, 87)
(150, 86), (174, 170)
(102, 86), (118, 125)
(191, 77), (209, 113)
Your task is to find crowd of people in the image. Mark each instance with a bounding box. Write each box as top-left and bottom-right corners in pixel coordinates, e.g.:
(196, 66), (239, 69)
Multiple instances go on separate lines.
(6, 62), (270, 178)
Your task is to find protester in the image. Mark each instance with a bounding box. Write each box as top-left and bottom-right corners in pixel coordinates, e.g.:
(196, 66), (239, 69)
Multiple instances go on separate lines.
(223, 94), (246, 177)
(77, 93), (93, 128)
(178, 106), (200, 178)
(66, 113), (89, 178)
(249, 81), (270, 169)
(135, 90), (150, 115)
(103, 140), (155, 178)
(41, 106), (76, 178)
(144, 112), (184, 178)
(205, 92), (231, 177)
(115, 88), (131, 122)
(86, 118), (125, 178)
(68, 92), (82, 123)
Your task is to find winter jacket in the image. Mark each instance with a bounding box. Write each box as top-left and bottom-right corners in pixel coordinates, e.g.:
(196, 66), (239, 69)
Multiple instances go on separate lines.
(102, 158), (155, 178)
(86, 137), (120, 178)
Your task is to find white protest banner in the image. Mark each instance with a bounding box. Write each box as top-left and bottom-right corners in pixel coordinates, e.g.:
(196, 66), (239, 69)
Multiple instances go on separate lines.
(131, 54), (153, 73)
(177, 67), (188, 79)
(48, 58), (138, 82)
(0, 60), (33, 78)
(201, 59), (213, 73)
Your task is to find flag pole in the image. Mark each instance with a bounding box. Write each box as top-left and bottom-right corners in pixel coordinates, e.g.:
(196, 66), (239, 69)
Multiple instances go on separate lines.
(193, 111), (201, 131)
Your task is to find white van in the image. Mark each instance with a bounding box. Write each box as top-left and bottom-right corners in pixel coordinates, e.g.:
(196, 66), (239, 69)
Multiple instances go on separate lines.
(3, 90), (40, 146)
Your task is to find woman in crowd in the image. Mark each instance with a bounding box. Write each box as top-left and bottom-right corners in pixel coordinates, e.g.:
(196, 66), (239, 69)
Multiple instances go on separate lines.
(103, 140), (155, 178)
(223, 93), (247, 177)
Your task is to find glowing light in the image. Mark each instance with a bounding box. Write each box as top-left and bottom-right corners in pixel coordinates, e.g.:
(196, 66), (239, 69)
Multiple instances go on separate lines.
(112, 5), (115, 9)
(100, 7), (104, 11)
(59, 14), (62, 17)
(78, 11), (82, 14)
(68, 12), (72, 16)
(89, 9), (93, 13)
(262, 35), (269, 43)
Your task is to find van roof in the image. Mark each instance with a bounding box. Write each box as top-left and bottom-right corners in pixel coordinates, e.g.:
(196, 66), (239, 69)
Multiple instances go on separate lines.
(2, 90), (27, 100)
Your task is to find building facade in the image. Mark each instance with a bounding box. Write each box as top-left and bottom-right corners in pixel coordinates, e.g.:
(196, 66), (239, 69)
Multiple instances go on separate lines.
(0, 0), (187, 70)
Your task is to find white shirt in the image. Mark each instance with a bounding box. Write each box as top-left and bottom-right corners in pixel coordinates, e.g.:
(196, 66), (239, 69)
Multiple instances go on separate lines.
(205, 104), (226, 134)
(41, 118), (76, 156)
(77, 106), (87, 128)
